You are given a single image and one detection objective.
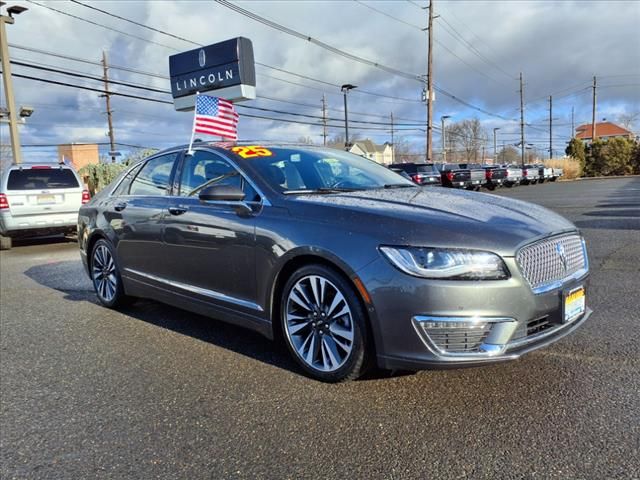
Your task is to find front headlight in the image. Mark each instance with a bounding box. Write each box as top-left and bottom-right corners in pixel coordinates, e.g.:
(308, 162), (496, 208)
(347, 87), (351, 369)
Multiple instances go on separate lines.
(379, 246), (509, 280)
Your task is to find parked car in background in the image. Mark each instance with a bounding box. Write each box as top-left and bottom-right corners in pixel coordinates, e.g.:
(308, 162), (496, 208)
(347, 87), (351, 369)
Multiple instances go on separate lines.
(536, 165), (554, 183)
(389, 163), (441, 186)
(437, 163), (485, 189)
(78, 143), (591, 382)
(0, 163), (89, 250)
(501, 165), (524, 187)
(521, 164), (541, 185)
(482, 165), (508, 191)
(551, 167), (564, 181)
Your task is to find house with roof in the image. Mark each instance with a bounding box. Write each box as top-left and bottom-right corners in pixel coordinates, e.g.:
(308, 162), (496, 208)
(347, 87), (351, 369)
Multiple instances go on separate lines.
(349, 139), (393, 165)
(575, 121), (635, 143)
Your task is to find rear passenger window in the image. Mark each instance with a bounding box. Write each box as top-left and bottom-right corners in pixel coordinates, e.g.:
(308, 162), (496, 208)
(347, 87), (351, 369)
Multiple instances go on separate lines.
(7, 168), (80, 190)
(111, 163), (143, 197)
(129, 153), (178, 196)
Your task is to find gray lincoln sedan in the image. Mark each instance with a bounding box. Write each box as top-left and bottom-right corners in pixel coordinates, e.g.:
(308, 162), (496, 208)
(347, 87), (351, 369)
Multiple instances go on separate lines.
(78, 143), (591, 382)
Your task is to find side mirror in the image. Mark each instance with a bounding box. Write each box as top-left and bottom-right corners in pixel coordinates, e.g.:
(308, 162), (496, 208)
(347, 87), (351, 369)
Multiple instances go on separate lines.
(199, 185), (246, 202)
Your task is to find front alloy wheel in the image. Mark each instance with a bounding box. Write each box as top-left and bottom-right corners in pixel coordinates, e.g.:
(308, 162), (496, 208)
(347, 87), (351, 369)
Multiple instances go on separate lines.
(91, 239), (129, 308)
(282, 265), (370, 382)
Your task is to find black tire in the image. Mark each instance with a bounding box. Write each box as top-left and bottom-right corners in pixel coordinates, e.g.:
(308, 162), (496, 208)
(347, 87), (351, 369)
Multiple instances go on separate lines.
(280, 264), (372, 382)
(90, 238), (131, 308)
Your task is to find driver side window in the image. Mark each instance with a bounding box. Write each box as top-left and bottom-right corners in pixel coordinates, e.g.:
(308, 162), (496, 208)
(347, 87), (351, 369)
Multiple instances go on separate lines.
(179, 150), (259, 201)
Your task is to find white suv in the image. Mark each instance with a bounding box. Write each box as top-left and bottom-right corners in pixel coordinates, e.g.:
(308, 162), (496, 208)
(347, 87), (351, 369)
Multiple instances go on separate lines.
(0, 163), (89, 250)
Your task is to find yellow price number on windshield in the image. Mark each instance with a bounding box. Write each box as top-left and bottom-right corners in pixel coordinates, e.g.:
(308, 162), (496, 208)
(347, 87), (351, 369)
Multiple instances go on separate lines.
(232, 146), (273, 159)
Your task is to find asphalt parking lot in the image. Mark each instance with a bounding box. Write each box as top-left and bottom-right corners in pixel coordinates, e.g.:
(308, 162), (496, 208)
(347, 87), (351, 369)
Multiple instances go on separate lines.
(1, 177), (639, 479)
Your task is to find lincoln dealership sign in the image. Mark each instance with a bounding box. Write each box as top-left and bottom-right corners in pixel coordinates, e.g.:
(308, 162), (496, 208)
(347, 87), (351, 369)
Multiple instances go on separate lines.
(169, 37), (256, 111)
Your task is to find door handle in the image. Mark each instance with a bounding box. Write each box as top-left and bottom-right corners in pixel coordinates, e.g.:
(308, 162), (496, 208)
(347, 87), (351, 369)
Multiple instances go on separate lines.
(114, 202), (127, 212)
(168, 206), (188, 216)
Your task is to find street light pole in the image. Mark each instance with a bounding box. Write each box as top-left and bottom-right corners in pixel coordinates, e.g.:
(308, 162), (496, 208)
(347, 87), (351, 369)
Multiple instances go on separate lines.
(493, 127), (500, 162)
(440, 115), (450, 163)
(341, 84), (357, 151)
(0, 3), (28, 165)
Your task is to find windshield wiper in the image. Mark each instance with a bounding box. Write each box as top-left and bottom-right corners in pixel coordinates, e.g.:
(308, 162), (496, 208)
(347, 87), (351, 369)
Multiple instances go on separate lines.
(284, 187), (363, 195)
(381, 184), (417, 189)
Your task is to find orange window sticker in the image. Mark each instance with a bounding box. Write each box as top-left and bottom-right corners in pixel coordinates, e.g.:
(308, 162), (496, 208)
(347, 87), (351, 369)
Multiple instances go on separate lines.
(231, 146), (273, 158)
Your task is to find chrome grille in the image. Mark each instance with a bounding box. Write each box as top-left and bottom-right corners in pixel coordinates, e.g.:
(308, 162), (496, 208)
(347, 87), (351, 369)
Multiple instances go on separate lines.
(420, 325), (492, 353)
(517, 234), (586, 291)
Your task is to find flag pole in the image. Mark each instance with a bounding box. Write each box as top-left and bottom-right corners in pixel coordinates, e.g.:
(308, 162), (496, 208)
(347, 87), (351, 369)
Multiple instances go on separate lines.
(186, 91), (199, 156)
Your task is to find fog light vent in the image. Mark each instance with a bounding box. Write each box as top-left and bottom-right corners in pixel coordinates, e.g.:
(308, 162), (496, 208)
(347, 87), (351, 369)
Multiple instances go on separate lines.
(413, 316), (518, 357)
(419, 321), (492, 353)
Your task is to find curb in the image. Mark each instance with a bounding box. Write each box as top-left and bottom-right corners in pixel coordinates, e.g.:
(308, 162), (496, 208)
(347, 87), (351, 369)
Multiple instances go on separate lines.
(576, 174), (640, 181)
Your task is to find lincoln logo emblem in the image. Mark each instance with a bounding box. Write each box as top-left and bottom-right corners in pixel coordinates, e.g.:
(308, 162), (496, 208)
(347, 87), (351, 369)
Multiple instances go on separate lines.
(198, 49), (206, 68)
(556, 243), (568, 272)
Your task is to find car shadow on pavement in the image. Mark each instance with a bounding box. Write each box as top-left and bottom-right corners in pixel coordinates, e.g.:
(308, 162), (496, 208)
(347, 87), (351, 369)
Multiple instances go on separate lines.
(23, 260), (406, 379)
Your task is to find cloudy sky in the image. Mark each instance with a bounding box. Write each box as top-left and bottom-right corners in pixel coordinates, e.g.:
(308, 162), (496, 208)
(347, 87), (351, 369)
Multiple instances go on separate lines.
(2, 0), (639, 162)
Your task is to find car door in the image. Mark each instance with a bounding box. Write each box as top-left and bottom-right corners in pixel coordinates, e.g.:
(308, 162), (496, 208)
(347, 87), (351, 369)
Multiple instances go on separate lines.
(162, 149), (260, 313)
(107, 151), (181, 282)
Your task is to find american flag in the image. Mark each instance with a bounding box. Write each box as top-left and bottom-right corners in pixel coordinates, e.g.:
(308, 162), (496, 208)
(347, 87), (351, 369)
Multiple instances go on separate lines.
(194, 95), (239, 140)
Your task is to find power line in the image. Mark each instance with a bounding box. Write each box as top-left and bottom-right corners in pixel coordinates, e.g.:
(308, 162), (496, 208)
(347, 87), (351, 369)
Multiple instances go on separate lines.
(354, 1), (425, 31)
(24, 0), (179, 51)
(10, 72), (428, 132)
(214, 0), (421, 81)
(11, 60), (432, 127)
(24, 1), (516, 118)
(437, 16), (514, 81)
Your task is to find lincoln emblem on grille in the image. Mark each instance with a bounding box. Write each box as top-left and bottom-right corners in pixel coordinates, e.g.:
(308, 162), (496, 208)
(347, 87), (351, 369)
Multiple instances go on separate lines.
(556, 243), (568, 272)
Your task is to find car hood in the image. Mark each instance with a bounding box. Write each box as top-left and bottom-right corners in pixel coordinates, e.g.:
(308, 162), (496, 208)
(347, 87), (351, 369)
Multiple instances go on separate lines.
(293, 187), (577, 255)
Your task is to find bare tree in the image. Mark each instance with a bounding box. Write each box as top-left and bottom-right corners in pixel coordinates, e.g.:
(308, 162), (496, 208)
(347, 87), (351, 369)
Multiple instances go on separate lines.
(445, 118), (487, 162)
(296, 136), (314, 145)
(393, 137), (421, 163)
(326, 133), (361, 150)
(617, 112), (639, 131)
(497, 146), (519, 164)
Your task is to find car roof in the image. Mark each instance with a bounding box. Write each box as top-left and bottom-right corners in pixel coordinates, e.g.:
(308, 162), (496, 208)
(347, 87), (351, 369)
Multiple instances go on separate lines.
(7, 162), (74, 170)
(152, 141), (395, 158)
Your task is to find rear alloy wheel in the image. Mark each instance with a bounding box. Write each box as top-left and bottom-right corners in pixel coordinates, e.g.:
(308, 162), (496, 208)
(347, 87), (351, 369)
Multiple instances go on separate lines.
(0, 234), (12, 251)
(281, 265), (370, 382)
(91, 239), (129, 308)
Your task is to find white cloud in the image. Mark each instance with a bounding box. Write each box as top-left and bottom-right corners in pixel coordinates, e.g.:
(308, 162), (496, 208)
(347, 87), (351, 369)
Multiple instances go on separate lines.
(2, 0), (638, 161)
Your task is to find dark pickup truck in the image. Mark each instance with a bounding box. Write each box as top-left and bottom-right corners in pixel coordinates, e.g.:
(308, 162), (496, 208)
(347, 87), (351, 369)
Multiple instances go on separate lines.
(482, 165), (508, 190)
(437, 163), (486, 189)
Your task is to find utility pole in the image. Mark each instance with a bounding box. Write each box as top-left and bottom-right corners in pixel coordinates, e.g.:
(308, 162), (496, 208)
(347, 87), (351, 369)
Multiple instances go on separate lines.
(321, 94), (328, 146)
(493, 127), (500, 161)
(591, 75), (597, 141)
(519, 72), (525, 167)
(0, 5), (27, 164)
(571, 106), (575, 138)
(101, 51), (116, 163)
(549, 95), (553, 159)
(390, 111), (395, 164)
(425, 0), (434, 162)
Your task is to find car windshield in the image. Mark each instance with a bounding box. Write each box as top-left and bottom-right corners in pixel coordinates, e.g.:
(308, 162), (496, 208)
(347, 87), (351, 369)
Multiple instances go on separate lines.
(416, 165), (438, 174)
(232, 147), (416, 193)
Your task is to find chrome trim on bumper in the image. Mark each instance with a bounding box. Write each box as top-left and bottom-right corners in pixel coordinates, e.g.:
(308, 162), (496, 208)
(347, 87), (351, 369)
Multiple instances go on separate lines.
(412, 316), (518, 359)
(412, 309), (592, 363)
(124, 268), (264, 312)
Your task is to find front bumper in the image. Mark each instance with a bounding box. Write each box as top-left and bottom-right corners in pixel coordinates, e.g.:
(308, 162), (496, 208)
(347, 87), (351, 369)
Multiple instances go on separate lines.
(356, 257), (591, 370)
